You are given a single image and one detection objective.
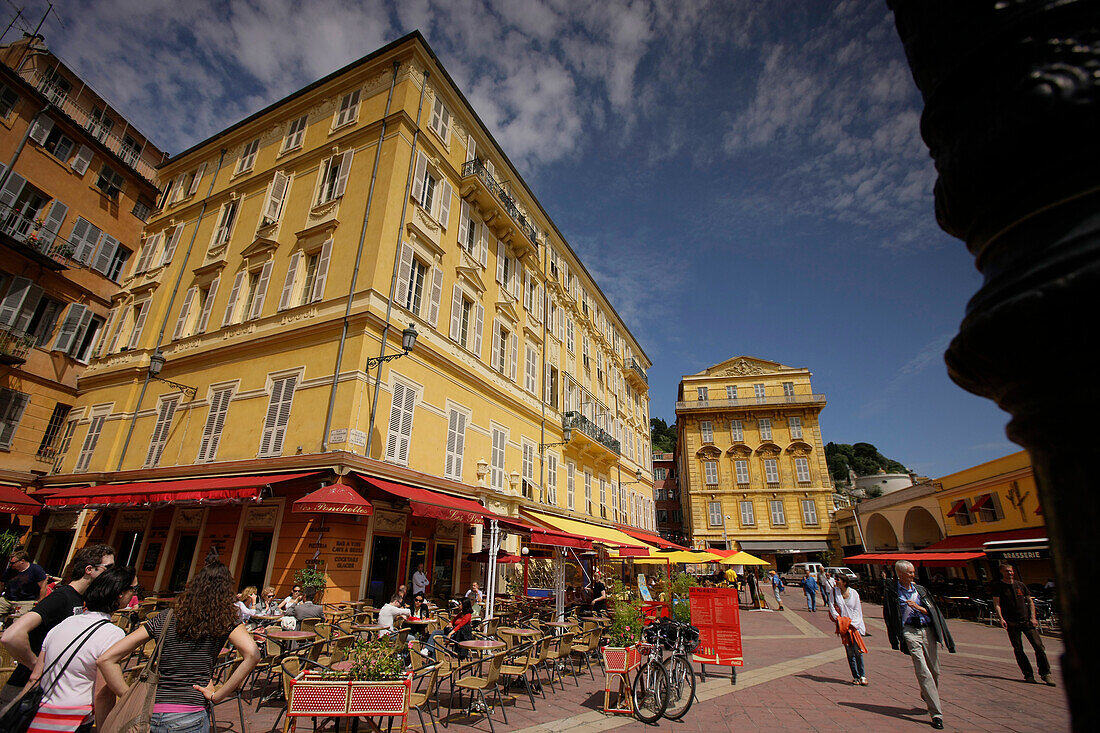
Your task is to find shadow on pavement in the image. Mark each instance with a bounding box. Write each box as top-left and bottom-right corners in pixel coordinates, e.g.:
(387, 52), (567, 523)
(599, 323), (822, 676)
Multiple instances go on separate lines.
(795, 673), (855, 687)
(838, 701), (927, 722)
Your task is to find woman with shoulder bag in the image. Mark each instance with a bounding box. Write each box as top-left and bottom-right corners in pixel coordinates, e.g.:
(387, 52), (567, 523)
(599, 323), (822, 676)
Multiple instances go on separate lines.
(97, 560), (260, 733)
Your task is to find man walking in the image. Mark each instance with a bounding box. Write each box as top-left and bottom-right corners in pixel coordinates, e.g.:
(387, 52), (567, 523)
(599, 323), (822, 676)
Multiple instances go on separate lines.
(768, 570), (785, 610)
(884, 560), (955, 730)
(819, 569), (835, 606)
(803, 572), (818, 612)
(992, 563), (1054, 686)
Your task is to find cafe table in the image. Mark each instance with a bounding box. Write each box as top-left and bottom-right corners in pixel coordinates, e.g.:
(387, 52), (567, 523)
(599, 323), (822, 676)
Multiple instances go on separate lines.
(251, 614), (282, 626)
(352, 624), (387, 639)
(543, 620), (577, 635)
(266, 629), (317, 654)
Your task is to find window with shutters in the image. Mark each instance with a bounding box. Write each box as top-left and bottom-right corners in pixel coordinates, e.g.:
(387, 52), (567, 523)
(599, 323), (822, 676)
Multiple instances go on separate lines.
(133, 232), (161, 274)
(197, 387), (233, 463)
(280, 239), (333, 309)
(789, 416), (803, 439)
(444, 407), (467, 481)
(566, 462), (575, 509)
(429, 95), (451, 142)
(411, 152), (453, 228)
(384, 379), (416, 465)
(0, 387), (31, 450)
(759, 418), (772, 441)
(42, 125), (74, 163)
(458, 201), (480, 258)
(36, 403), (70, 460)
(783, 381), (795, 397)
(296, 252), (319, 306)
(260, 172), (290, 227)
(800, 499), (818, 526)
(697, 387), (707, 401)
(0, 84), (18, 118)
(584, 471), (592, 515)
(493, 321), (510, 376)
(522, 441), (535, 499)
(124, 300), (150, 350)
(700, 420), (713, 443)
(708, 501), (722, 527)
(565, 319), (574, 353)
(70, 314), (104, 363)
(794, 457), (811, 483)
(740, 500), (755, 526)
(333, 89), (360, 128)
(726, 385), (737, 400)
(704, 460), (718, 485)
(144, 396), (180, 468)
(581, 336), (589, 371)
(51, 415), (79, 473)
(131, 199), (152, 222)
(547, 454), (558, 505)
(241, 261), (273, 321)
(317, 151), (353, 205)
(754, 383), (765, 402)
(210, 199), (239, 249)
(490, 426), (507, 492)
(73, 412), (106, 472)
(769, 499), (786, 526)
(599, 477), (607, 518)
(402, 257), (427, 315)
(764, 458), (779, 484)
(547, 365), (559, 409)
(95, 164), (124, 198)
(259, 375), (297, 457)
(235, 138), (260, 174)
(730, 419), (744, 442)
(282, 115), (308, 152)
(524, 344), (538, 394)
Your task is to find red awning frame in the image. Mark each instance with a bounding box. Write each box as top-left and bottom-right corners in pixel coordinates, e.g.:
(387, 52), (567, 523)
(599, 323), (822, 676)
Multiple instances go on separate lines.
(846, 551), (986, 567)
(293, 484), (373, 516)
(42, 472), (322, 508)
(494, 517), (593, 550)
(945, 499), (967, 517)
(357, 474), (496, 524)
(970, 494), (992, 512)
(615, 525), (688, 551)
(0, 485), (43, 515)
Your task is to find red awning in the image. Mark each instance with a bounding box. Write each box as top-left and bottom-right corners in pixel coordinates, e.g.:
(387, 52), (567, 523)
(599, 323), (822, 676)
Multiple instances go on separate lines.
(294, 484), (373, 516)
(921, 527), (1046, 552)
(846, 551), (985, 567)
(970, 494), (992, 512)
(0, 485), (43, 515)
(494, 517), (593, 549)
(467, 551), (523, 563)
(615, 525), (688, 551)
(945, 499), (967, 517)
(43, 472), (320, 508)
(357, 475), (497, 524)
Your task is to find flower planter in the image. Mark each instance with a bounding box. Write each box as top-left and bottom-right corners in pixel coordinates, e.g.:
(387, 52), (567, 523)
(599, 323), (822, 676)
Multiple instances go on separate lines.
(601, 644), (641, 674)
(288, 673), (412, 731)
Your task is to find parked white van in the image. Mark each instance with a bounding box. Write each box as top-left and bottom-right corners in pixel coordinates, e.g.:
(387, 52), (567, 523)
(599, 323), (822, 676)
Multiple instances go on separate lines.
(780, 562), (825, 586)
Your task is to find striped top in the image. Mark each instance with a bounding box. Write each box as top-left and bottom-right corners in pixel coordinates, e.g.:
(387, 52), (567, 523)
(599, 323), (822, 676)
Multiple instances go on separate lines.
(144, 611), (234, 707)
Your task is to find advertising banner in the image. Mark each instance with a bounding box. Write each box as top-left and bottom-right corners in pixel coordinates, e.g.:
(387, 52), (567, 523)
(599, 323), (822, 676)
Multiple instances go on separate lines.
(689, 586), (744, 670)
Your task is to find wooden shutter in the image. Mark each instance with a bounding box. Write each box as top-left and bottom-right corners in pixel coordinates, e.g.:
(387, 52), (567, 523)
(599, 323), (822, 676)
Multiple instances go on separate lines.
(472, 302), (484, 359)
(0, 391), (31, 450)
(496, 240), (505, 284)
(92, 235), (119, 275)
(259, 376), (296, 456)
(198, 388), (232, 462)
(0, 277), (30, 328)
(479, 230), (488, 267)
(457, 200), (469, 247)
(36, 200), (68, 248)
(467, 135), (476, 162)
(536, 285), (544, 324)
(511, 260), (521, 299)
(0, 170), (26, 215)
(449, 285), (463, 342)
(159, 226), (184, 266)
(411, 152), (427, 204)
(264, 171), (290, 223)
(393, 243), (414, 308)
(509, 332), (518, 381)
(196, 276), (219, 333)
(173, 287), (197, 340)
(249, 260), (273, 320)
(188, 163), (207, 196)
(70, 145), (93, 175)
(490, 320), (501, 371)
(445, 408), (467, 480)
(28, 115), (53, 144)
(522, 270), (532, 311)
(426, 266), (443, 327)
(333, 152), (353, 198)
(385, 381), (415, 464)
(144, 396), (180, 468)
(278, 251), (301, 311)
(438, 180), (452, 228)
(222, 270), (246, 326)
(51, 303), (87, 352)
(69, 218), (101, 266)
(127, 301), (150, 349)
(135, 233), (160, 273)
(310, 239), (333, 302)
(107, 307), (126, 353)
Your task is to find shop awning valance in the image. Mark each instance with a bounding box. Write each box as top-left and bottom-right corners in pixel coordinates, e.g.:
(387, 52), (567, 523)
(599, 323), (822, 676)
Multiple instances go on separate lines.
(357, 475), (496, 524)
(921, 526), (1046, 552)
(0, 485), (43, 515)
(522, 510), (648, 554)
(615, 525), (688, 551)
(494, 517), (593, 549)
(737, 540), (831, 554)
(42, 472), (321, 508)
(293, 484), (373, 516)
(846, 551), (985, 567)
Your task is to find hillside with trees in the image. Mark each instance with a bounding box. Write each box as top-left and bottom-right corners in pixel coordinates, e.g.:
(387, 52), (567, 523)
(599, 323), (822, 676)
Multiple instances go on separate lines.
(650, 418), (677, 454)
(825, 442), (908, 485)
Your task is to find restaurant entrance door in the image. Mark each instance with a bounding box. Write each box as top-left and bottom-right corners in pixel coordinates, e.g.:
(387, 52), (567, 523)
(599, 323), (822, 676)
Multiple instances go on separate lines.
(239, 532), (273, 591)
(167, 534), (198, 592)
(407, 540), (428, 593)
(367, 536), (401, 606)
(434, 542), (456, 600)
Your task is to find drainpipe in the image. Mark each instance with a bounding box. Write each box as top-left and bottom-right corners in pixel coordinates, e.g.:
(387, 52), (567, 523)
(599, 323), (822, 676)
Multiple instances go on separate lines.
(321, 61), (400, 453)
(538, 236), (549, 502)
(364, 69), (429, 459)
(115, 148), (227, 470)
(0, 109), (46, 194)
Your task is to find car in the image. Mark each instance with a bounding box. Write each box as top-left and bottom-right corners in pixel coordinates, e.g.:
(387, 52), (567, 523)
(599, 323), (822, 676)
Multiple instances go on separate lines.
(780, 562), (825, 587)
(825, 566), (859, 583)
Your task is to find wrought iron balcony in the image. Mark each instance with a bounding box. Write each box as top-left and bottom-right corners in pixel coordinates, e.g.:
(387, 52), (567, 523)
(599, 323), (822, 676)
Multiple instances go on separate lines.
(461, 159), (539, 248)
(0, 326), (35, 365)
(628, 358), (648, 386)
(675, 393), (827, 411)
(0, 203), (75, 269)
(563, 411), (620, 455)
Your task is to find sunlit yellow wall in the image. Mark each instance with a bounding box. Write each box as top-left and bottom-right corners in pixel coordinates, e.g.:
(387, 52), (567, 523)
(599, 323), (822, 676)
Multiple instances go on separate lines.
(935, 450), (1040, 536)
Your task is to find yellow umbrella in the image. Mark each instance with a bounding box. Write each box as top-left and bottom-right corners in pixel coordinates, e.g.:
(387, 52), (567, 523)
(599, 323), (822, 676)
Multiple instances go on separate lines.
(719, 551), (769, 566)
(629, 550), (725, 564)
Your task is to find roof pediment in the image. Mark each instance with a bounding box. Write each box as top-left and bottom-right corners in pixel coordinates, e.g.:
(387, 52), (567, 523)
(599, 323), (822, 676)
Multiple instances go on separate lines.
(691, 356), (794, 378)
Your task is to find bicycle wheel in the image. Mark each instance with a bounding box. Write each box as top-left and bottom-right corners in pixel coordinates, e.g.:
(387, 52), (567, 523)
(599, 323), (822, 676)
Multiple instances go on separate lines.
(632, 660), (669, 724)
(662, 654), (696, 720)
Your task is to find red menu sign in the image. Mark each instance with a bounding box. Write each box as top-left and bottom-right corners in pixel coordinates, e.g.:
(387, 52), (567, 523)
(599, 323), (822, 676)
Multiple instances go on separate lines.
(689, 587), (744, 667)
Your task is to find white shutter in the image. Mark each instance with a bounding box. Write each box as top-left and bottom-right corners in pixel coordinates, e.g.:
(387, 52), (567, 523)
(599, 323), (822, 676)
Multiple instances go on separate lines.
(385, 381), (415, 464)
(222, 269), (246, 326)
(188, 163), (207, 195)
(537, 285), (544, 324)
(249, 260), (273, 320)
(426, 266), (443, 327)
(478, 230), (488, 267)
(159, 226), (184, 266)
(310, 238), (333, 302)
(264, 171), (290, 223)
(51, 304), (88, 352)
(511, 259), (521, 298)
(196, 276), (219, 333)
(0, 171), (26, 215)
(449, 285), (463, 342)
(523, 270), (531, 311)
(36, 200), (68, 249)
(259, 376), (296, 456)
(92, 235), (119, 275)
(490, 320), (501, 371)
(495, 240), (505, 285)
(411, 152), (427, 204)
(278, 251), (301, 311)
(457, 200), (469, 247)
(107, 308), (125, 353)
(393, 243), (414, 308)
(333, 151), (353, 198)
(169, 173), (187, 204)
(144, 396), (180, 468)
(438, 180), (452, 229)
(467, 135), (476, 161)
(509, 332), (518, 381)
(135, 233), (160, 273)
(127, 300), (150, 349)
(198, 388), (232, 462)
(70, 145), (93, 175)
(173, 287), (196, 340)
(472, 302), (484, 359)
(70, 218), (102, 266)
(445, 409), (467, 480)
(28, 115), (53, 144)
(0, 391), (30, 450)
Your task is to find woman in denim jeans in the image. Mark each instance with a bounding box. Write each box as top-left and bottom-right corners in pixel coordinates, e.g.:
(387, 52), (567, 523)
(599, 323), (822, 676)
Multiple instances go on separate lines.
(99, 560), (260, 732)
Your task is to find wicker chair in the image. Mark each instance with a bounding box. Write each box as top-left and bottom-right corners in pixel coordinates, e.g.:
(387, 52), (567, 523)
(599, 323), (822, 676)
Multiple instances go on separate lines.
(570, 628), (600, 679)
(451, 652), (508, 733)
(498, 641), (540, 710)
(410, 661), (442, 733)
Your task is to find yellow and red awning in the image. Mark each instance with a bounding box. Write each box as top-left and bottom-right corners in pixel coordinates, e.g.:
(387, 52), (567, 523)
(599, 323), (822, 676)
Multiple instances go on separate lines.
(42, 472), (320, 508)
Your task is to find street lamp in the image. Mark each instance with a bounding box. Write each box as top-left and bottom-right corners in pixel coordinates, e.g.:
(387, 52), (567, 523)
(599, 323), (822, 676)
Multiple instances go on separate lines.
(722, 514), (732, 551)
(539, 423), (572, 451)
(366, 323), (418, 369)
(147, 349), (197, 399)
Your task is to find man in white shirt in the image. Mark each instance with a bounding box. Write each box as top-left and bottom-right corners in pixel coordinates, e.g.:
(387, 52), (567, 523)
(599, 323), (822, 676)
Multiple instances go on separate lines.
(377, 594), (412, 635)
(465, 582), (483, 604)
(412, 563), (429, 597)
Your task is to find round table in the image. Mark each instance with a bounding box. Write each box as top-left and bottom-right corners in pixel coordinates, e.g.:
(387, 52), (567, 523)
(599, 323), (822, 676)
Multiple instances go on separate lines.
(459, 639), (505, 652)
(352, 624), (386, 638)
(544, 621), (577, 635)
(251, 614), (282, 626)
(266, 630), (316, 642)
(498, 627), (540, 636)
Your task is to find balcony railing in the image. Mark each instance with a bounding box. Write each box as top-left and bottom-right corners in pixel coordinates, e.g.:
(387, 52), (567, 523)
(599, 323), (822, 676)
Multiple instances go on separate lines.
(18, 68), (159, 184)
(462, 159), (538, 247)
(564, 411), (620, 455)
(0, 202), (76, 267)
(675, 393), (827, 410)
(0, 326), (35, 364)
(628, 358), (648, 385)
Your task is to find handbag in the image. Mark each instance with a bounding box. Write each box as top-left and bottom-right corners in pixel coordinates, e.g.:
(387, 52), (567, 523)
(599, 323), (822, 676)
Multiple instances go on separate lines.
(0, 619), (111, 733)
(101, 610), (173, 733)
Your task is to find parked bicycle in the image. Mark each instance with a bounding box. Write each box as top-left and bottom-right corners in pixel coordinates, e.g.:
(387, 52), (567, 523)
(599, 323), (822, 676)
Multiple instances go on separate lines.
(631, 636), (669, 723)
(632, 619), (700, 723)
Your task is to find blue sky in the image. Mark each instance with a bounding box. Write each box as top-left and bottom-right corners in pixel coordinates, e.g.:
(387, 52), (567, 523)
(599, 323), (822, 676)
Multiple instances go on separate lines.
(13, 0), (1017, 478)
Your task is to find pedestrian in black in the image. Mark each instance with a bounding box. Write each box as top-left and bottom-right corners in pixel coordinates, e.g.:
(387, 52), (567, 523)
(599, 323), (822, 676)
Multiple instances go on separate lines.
(991, 563), (1054, 686)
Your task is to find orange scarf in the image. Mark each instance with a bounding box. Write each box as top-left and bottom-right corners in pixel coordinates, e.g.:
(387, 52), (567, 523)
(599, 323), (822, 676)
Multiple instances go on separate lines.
(835, 615), (868, 654)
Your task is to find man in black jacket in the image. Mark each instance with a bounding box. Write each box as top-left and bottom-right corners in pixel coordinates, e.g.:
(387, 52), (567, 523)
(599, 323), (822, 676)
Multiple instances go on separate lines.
(883, 560), (955, 730)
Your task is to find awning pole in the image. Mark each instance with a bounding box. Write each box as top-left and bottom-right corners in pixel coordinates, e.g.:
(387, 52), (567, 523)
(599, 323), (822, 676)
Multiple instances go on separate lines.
(487, 519), (500, 619)
(554, 549), (565, 622)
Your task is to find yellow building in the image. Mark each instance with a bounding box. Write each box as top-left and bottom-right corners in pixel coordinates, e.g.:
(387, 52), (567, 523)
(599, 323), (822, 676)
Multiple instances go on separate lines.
(34, 32), (654, 602)
(675, 356), (835, 566)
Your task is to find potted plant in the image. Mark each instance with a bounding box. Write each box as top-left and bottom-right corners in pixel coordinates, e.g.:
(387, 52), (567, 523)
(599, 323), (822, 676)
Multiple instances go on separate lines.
(289, 639), (412, 724)
(600, 578), (643, 674)
(293, 565), (328, 603)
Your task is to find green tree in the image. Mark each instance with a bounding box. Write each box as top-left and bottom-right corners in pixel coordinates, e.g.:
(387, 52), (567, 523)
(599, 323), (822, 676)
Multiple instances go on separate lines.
(650, 417), (677, 454)
(825, 441), (909, 481)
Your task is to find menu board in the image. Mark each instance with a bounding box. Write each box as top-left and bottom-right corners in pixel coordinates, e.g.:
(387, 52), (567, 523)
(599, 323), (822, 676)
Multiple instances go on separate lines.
(689, 586), (743, 667)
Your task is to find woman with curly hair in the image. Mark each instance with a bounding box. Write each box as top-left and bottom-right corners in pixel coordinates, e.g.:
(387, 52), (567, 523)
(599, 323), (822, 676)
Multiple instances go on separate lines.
(97, 560), (260, 732)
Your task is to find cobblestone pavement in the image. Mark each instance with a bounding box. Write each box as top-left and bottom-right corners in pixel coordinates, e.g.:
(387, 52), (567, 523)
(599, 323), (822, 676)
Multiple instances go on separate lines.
(233, 601), (1068, 733)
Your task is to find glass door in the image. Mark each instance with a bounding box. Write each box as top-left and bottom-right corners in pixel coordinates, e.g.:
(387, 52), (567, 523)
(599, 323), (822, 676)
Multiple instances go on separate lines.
(238, 532), (273, 591)
(433, 543), (456, 600)
(167, 534), (198, 592)
(366, 536), (401, 607)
